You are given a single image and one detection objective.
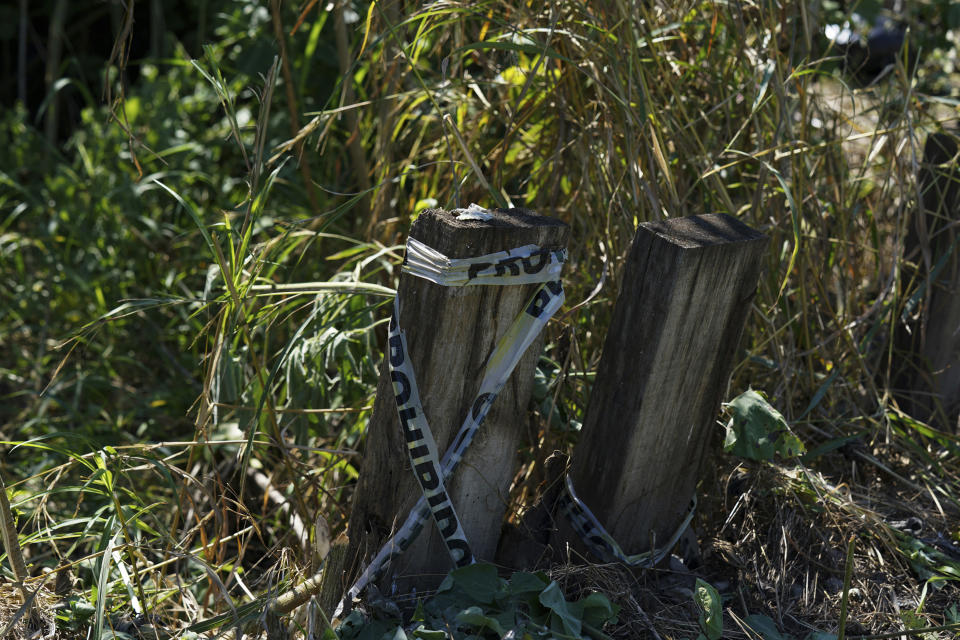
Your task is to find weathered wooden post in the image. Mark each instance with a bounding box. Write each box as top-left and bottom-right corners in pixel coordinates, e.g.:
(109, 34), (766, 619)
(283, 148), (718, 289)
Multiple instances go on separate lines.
(553, 214), (767, 562)
(897, 133), (960, 431)
(340, 208), (568, 597)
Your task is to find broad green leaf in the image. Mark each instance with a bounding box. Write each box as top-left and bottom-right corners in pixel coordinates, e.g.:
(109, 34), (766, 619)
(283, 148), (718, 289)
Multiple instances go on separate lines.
(70, 599), (96, 619)
(455, 606), (507, 636)
(694, 578), (723, 640)
(724, 390), (805, 461)
(897, 532), (960, 582)
(506, 570), (550, 601)
(450, 562), (504, 605)
(378, 627), (406, 640)
(336, 613), (403, 640)
(539, 581), (581, 637)
(576, 591), (619, 628)
(744, 614), (788, 640)
(336, 610), (370, 640)
(947, 603), (960, 624)
(410, 626), (446, 639)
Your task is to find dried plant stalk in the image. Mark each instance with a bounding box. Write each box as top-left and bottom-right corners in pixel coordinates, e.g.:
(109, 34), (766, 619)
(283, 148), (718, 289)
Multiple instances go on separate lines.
(0, 473), (28, 600)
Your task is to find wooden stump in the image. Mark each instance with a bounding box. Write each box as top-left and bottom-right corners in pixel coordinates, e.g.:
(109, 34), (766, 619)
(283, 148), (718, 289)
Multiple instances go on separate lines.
(342, 208), (569, 595)
(555, 214), (767, 559)
(897, 133), (960, 431)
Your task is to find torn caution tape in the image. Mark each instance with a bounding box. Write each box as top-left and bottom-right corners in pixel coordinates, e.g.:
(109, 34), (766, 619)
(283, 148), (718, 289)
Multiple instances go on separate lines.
(451, 203), (495, 221)
(405, 237), (566, 287)
(334, 239), (566, 618)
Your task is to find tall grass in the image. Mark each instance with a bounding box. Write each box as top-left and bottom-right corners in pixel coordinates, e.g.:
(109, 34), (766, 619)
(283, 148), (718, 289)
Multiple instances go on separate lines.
(341, 0), (960, 509)
(1, 0), (959, 637)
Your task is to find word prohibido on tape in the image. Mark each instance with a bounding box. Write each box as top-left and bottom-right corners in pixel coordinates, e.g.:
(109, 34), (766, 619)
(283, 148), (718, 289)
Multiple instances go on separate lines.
(334, 237), (566, 619)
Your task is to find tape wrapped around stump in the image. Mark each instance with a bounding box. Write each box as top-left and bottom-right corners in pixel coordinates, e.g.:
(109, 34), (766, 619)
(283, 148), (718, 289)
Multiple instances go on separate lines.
(330, 211), (766, 617)
(340, 208), (569, 602)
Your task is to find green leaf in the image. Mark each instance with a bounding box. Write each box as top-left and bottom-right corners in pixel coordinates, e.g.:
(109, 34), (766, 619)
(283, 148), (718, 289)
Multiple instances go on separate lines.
(947, 603), (960, 624)
(185, 599), (265, 634)
(576, 592), (619, 628)
(91, 518), (117, 640)
(410, 626), (447, 639)
(724, 390), (805, 461)
(336, 613), (402, 640)
(897, 532), (960, 583)
(900, 611), (927, 630)
(539, 581), (581, 637)
(800, 434), (861, 463)
(151, 179), (218, 260)
(797, 368), (839, 419)
(378, 627), (407, 640)
(694, 579), (723, 640)
(70, 599), (95, 620)
(455, 606), (507, 636)
(751, 59), (776, 114)
(744, 614), (788, 640)
(336, 610), (370, 640)
(450, 562), (504, 605)
(506, 570), (550, 604)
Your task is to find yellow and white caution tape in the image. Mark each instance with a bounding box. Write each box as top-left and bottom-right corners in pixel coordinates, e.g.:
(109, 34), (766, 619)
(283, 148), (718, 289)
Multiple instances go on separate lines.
(334, 238), (565, 618)
(557, 474), (697, 567)
(388, 295), (474, 568)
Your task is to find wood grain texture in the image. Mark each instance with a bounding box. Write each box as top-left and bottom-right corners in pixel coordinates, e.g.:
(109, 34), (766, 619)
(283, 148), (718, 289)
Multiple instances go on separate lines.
(561, 213), (767, 557)
(897, 133), (960, 431)
(344, 208), (569, 594)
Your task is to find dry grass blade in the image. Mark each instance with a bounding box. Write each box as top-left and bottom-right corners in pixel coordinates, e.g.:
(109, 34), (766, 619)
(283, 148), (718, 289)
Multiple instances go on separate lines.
(0, 579), (56, 640)
(0, 474), (28, 600)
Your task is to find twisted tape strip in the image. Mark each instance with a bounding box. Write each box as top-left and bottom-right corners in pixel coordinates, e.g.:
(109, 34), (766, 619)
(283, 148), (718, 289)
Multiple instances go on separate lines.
(557, 474), (697, 567)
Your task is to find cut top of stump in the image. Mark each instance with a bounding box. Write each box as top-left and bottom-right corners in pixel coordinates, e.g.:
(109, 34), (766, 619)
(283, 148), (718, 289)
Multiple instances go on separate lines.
(411, 208), (569, 259)
(643, 213), (767, 250)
